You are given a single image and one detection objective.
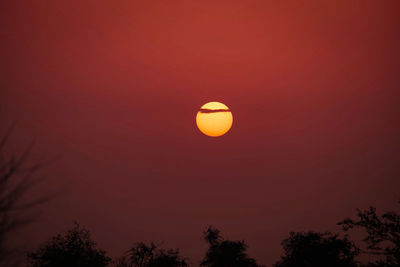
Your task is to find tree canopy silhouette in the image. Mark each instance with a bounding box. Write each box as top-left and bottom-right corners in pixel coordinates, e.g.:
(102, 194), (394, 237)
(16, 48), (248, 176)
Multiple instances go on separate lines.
(273, 231), (359, 267)
(28, 222), (111, 267)
(200, 225), (262, 267)
(115, 242), (188, 267)
(339, 205), (400, 267)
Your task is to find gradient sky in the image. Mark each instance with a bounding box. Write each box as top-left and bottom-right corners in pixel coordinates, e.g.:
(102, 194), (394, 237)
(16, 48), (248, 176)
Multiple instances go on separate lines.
(1, 1), (400, 265)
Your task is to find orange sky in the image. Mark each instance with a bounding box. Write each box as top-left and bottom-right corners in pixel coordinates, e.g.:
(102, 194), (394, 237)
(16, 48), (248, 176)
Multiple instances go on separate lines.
(1, 1), (400, 265)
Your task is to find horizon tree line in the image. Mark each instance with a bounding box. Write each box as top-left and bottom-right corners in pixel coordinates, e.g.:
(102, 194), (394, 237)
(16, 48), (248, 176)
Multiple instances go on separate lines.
(25, 202), (400, 267)
(1, 129), (399, 267)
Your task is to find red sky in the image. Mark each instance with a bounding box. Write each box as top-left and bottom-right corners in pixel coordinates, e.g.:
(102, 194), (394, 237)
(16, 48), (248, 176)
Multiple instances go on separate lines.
(1, 1), (400, 265)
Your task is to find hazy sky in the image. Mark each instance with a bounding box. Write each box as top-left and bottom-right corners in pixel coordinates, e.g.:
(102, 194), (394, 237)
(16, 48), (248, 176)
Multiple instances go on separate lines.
(1, 1), (400, 265)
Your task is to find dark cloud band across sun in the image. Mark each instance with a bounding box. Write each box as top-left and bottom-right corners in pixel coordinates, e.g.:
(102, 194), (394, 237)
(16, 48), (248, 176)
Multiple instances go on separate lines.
(198, 108), (231, 113)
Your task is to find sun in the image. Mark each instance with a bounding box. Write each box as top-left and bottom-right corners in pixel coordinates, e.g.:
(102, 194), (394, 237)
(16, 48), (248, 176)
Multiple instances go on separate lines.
(196, 101), (233, 137)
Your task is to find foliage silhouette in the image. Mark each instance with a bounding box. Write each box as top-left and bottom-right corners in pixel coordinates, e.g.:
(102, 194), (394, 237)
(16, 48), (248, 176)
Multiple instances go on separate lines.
(115, 242), (188, 267)
(23, 204), (400, 267)
(28, 222), (111, 267)
(273, 231), (359, 267)
(339, 205), (400, 267)
(200, 225), (263, 267)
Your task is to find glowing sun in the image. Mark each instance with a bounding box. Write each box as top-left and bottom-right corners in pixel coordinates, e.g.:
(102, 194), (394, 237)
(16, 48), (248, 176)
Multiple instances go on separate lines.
(196, 101), (233, 137)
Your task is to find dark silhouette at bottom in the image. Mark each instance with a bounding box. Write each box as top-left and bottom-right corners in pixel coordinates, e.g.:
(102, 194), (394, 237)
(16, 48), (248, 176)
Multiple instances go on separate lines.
(115, 242), (188, 267)
(201, 226), (263, 267)
(273, 231), (358, 267)
(27, 222), (111, 267)
(25, 201), (400, 267)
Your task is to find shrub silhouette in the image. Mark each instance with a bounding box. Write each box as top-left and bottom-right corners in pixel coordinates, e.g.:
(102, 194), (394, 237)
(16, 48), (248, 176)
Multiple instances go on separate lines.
(273, 231), (359, 267)
(115, 242), (188, 267)
(28, 222), (111, 267)
(200, 225), (263, 267)
(339, 205), (400, 267)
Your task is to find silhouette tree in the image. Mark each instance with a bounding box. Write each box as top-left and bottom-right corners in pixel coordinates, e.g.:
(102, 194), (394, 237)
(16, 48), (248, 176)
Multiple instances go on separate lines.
(149, 249), (189, 267)
(339, 205), (400, 267)
(201, 225), (262, 267)
(0, 128), (47, 266)
(27, 222), (111, 267)
(115, 242), (188, 267)
(273, 231), (359, 267)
